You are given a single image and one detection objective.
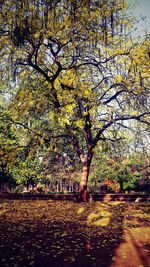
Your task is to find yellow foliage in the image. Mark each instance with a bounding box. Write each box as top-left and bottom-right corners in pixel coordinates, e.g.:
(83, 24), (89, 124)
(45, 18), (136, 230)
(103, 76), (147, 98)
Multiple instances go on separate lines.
(75, 120), (84, 129)
(115, 75), (123, 83)
(50, 112), (55, 122)
(65, 104), (76, 115)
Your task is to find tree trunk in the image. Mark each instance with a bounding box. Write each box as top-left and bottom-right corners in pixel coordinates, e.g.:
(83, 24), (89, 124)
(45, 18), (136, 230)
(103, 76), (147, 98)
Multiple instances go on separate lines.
(56, 182), (59, 192)
(60, 179), (63, 192)
(79, 153), (92, 202)
(119, 177), (124, 193)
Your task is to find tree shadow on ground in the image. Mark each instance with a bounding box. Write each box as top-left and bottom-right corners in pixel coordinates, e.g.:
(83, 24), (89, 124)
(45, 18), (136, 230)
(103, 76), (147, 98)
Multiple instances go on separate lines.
(0, 201), (128, 267)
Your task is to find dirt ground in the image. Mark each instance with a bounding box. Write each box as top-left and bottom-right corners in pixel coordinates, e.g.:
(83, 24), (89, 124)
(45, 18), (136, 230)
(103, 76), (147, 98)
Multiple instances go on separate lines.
(0, 200), (149, 267)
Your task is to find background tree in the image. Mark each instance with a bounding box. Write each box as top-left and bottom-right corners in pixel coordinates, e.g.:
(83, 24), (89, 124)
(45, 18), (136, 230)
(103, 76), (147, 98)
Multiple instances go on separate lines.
(0, 0), (149, 200)
(10, 156), (43, 191)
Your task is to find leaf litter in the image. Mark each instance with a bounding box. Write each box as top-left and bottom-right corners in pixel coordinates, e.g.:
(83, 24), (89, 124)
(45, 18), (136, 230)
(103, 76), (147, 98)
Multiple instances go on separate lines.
(0, 200), (149, 267)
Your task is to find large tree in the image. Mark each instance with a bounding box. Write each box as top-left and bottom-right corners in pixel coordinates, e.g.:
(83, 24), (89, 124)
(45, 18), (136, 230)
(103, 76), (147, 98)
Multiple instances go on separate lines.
(0, 0), (149, 200)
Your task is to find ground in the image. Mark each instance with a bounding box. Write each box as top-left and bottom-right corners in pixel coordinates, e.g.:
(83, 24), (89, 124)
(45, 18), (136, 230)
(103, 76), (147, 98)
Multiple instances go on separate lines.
(0, 200), (149, 267)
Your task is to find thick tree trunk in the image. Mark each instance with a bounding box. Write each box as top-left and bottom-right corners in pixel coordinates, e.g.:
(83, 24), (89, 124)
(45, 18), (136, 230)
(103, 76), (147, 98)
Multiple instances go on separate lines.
(79, 153), (92, 202)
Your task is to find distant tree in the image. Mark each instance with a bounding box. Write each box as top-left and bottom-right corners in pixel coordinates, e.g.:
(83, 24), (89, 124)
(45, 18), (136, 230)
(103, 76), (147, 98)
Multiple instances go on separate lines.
(89, 152), (150, 192)
(42, 140), (81, 192)
(9, 156), (43, 191)
(0, 165), (15, 193)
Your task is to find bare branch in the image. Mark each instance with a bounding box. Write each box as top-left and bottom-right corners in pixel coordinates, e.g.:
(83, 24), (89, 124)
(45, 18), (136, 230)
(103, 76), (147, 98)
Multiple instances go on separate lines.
(99, 136), (124, 143)
(9, 120), (71, 143)
(103, 89), (125, 104)
(93, 112), (150, 148)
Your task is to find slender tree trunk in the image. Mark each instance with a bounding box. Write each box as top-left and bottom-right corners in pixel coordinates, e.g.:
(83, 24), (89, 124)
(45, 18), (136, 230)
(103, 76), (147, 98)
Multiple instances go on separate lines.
(56, 182), (59, 192)
(69, 180), (71, 192)
(75, 182), (79, 192)
(60, 179), (62, 192)
(119, 177), (124, 193)
(79, 152), (93, 202)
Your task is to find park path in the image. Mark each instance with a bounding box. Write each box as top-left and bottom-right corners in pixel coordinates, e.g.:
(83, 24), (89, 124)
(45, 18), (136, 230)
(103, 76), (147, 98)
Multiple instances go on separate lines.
(111, 227), (150, 267)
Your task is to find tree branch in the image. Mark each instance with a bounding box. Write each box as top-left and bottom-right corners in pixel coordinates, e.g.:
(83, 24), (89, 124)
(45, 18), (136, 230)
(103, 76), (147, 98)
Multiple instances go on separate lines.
(103, 89), (125, 104)
(99, 136), (124, 142)
(93, 112), (150, 148)
(71, 134), (83, 159)
(9, 120), (71, 143)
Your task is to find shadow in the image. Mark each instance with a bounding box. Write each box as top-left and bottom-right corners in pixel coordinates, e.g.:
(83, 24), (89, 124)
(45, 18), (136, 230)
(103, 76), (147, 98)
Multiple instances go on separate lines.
(0, 201), (126, 267)
(126, 229), (149, 267)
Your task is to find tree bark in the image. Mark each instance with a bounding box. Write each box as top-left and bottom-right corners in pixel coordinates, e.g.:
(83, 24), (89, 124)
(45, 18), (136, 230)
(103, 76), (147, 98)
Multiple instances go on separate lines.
(79, 152), (92, 202)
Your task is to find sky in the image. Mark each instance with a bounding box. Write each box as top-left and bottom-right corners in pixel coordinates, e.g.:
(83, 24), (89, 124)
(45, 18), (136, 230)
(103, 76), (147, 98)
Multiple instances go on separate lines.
(130, 0), (150, 35)
(135, 0), (150, 20)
